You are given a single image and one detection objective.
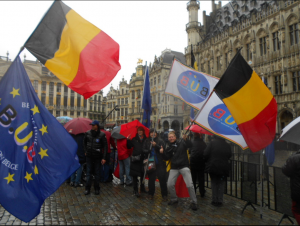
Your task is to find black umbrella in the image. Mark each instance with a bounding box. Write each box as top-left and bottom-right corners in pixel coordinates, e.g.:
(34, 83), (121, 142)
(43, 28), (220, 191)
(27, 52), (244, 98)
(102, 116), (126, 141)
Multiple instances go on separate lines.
(111, 126), (126, 139)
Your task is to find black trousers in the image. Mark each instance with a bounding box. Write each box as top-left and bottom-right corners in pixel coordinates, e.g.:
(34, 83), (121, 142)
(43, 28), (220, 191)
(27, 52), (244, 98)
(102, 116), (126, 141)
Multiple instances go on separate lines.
(132, 173), (145, 192)
(191, 169), (205, 196)
(148, 164), (168, 197)
(85, 156), (101, 191)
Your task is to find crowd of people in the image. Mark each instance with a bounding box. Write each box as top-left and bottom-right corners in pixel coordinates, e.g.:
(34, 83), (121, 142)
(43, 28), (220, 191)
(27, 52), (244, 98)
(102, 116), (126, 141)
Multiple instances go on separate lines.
(68, 120), (234, 212)
(66, 119), (300, 224)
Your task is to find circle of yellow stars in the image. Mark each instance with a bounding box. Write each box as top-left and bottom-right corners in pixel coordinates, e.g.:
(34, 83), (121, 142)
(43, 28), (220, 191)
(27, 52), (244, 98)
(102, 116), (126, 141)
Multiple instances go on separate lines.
(3, 94), (51, 185)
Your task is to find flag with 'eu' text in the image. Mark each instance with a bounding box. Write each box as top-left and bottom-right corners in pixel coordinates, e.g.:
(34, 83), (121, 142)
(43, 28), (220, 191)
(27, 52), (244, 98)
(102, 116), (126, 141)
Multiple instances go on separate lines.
(194, 92), (248, 150)
(0, 57), (80, 222)
(165, 59), (219, 110)
(25, 0), (121, 99)
(214, 51), (277, 152)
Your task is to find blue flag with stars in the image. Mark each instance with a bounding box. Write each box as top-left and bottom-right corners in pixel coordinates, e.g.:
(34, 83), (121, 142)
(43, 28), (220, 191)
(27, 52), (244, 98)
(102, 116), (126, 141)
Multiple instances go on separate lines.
(142, 66), (151, 128)
(0, 56), (80, 222)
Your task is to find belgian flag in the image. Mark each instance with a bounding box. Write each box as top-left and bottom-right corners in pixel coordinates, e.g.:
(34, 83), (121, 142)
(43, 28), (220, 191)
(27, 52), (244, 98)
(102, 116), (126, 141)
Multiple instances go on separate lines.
(24, 1), (121, 99)
(214, 51), (277, 152)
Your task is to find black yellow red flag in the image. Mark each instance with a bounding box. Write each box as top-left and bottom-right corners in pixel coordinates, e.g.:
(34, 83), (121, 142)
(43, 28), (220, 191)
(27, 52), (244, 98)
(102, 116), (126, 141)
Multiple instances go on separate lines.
(214, 51), (277, 152)
(25, 1), (121, 99)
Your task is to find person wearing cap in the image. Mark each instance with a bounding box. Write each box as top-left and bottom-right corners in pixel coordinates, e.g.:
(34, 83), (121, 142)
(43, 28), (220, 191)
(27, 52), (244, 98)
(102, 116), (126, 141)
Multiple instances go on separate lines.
(143, 129), (168, 201)
(83, 120), (108, 195)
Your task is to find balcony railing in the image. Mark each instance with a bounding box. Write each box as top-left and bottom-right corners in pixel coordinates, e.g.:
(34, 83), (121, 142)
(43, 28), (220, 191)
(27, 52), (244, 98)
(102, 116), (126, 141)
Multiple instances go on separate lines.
(186, 21), (201, 30)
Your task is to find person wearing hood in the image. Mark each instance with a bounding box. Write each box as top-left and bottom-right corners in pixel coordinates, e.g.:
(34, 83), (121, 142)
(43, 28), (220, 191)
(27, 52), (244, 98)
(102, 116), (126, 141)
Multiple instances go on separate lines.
(143, 129), (168, 201)
(83, 120), (108, 195)
(282, 150), (300, 225)
(204, 136), (231, 206)
(162, 131), (198, 211)
(127, 126), (148, 197)
(190, 133), (207, 197)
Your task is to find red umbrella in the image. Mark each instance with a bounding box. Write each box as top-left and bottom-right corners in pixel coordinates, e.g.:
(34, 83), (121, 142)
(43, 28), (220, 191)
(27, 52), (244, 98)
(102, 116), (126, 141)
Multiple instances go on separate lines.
(64, 117), (92, 135)
(184, 124), (214, 136)
(119, 120), (150, 139)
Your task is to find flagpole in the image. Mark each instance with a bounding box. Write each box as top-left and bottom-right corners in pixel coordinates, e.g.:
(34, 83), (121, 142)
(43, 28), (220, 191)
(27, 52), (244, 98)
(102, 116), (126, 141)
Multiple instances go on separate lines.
(260, 149), (265, 219)
(13, 0), (56, 63)
(184, 89), (215, 135)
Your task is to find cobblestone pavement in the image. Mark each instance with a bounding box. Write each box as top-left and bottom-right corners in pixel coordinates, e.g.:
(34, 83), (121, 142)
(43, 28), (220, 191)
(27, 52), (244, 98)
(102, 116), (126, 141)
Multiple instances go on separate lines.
(0, 178), (296, 225)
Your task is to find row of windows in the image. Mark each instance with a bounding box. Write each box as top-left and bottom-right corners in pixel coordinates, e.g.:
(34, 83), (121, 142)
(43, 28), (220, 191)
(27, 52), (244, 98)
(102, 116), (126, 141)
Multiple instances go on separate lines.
(150, 75), (161, 86)
(49, 110), (88, 117)
(273, 71), (300, 94)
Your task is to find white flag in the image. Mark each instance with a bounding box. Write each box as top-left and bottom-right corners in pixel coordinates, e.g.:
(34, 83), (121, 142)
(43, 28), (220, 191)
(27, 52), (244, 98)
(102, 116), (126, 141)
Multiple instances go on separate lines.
(194, 92), (248, 150)
(165, 59), (219, 110)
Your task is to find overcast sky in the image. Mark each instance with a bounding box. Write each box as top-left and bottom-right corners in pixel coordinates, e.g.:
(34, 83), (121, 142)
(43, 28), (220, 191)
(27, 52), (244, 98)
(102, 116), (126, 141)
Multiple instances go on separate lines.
(0, 1), (227, 96)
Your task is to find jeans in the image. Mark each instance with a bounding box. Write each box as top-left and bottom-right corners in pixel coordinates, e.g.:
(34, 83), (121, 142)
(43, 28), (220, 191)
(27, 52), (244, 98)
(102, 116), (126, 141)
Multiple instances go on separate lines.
(85, 156), (101, 191)
(71, 164), (83, 184)
(167, 167), (197, 204)
(148, 164), (168, 197)
(119, 157), (132, 184)
(191, 169), (205, 196)
(292, 200), (300, 225)
(210, 174), (225, 203)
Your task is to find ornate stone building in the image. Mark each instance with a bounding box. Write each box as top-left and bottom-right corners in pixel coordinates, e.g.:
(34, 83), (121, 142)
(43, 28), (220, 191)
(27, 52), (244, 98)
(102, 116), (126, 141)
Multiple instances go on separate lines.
(128, 64), (146, 122)
(0, 55), (105, 121)
(149, 49), (186, 133)
(105, 77), (129, 127)
(185, 0), (300, 133)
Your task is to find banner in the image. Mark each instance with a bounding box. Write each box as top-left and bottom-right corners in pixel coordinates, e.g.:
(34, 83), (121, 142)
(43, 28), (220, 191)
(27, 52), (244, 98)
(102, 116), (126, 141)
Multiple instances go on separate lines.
(165, 59), (219, 110)
(0, 57), (79, 222)
(194, 92), (248, 150)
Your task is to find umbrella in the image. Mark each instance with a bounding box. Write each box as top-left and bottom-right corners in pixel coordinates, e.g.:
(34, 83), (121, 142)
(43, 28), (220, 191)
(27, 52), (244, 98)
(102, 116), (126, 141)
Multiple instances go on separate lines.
(64, 117), (92, 135)
(184, 124), (214, 136)
(119, 120), (150, 139)
(111, 126), (126, 139)
(56, 116), (73, 125)
(279, 116), (300, 145)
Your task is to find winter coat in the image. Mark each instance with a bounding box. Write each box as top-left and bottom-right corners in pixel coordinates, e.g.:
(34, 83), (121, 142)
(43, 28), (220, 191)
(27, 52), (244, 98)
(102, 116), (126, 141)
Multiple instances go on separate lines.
(204, 137), (232, 177)
(71, 133), (86, 164)
(143, 136), (166, 168)
(163, 138), (193, 170)
(282, 151), (300, 202)
(117, 138), (131, 161)
(190, 137), (207, 171)
(84, 130), (108, 159)
(127, 135), (147, 177)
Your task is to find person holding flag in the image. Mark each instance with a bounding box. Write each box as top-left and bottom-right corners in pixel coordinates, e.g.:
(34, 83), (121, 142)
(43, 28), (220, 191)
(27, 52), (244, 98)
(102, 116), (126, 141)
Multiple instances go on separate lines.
(161, 131), (198, 211)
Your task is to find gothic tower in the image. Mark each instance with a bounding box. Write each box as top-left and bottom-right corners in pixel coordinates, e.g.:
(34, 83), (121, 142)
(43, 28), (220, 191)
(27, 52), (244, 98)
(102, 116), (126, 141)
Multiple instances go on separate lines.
(186, 0), (200, 47)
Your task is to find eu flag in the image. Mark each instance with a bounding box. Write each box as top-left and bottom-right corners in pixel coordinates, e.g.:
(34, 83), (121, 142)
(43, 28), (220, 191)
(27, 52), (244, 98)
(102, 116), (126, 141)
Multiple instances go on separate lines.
(0, 57), (80, 222)
(142, 66), (151, 128)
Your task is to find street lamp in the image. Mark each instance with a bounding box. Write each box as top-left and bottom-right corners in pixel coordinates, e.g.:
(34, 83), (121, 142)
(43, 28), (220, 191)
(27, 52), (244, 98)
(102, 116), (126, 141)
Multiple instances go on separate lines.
(102, 105), (120, 124)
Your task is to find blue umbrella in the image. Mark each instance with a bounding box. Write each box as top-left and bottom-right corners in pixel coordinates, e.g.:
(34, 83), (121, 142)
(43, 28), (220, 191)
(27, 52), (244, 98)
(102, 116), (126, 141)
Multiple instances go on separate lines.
(56, 116), (73, 125)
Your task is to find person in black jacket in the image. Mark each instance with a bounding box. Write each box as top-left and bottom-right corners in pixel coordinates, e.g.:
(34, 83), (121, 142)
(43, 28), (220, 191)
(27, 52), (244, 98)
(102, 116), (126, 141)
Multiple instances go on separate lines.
(162, 131), (198, 211)
(143, 129), (168, 201)
(127, 126), (147, 197)
(204, 136), (231, 206)
(70, 133), (86, 188)
(190, 133), (207, 197)
(83, 120), (108, 195)
(282, 150), (300, 225)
